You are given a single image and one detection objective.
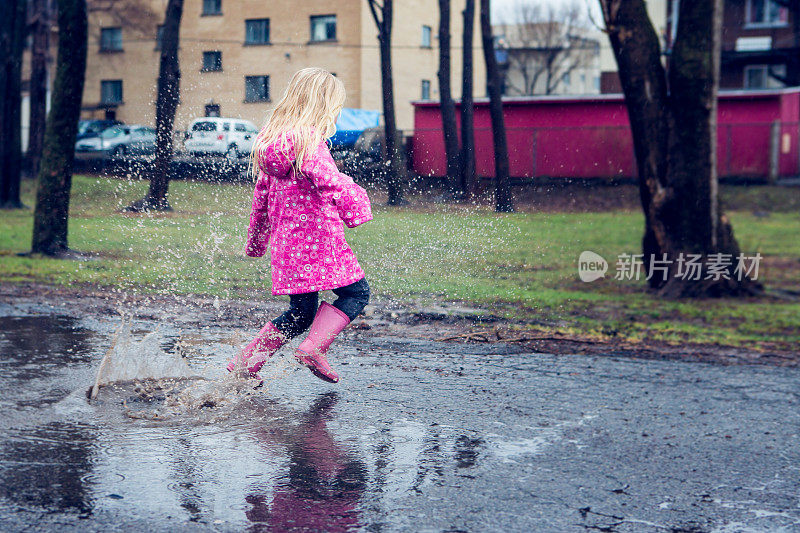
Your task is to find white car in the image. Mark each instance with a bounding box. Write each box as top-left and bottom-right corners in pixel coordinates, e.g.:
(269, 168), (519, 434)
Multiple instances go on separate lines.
(184, 117), (259, 161)
(75, 125), (156, 159)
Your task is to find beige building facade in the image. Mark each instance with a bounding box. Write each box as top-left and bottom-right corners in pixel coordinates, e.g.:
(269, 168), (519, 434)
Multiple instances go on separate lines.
(68, 0), (485, 135)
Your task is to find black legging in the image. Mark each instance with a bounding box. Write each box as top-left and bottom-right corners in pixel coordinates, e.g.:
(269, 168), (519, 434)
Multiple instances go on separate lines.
(271, 277), (370, 339)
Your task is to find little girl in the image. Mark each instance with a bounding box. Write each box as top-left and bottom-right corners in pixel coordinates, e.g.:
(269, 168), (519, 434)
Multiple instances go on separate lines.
(227, 68), (372, 384)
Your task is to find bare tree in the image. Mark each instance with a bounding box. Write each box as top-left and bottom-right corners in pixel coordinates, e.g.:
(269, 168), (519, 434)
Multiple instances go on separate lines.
(27, 0), (52, 182)
(499, 0), (594, 95)
(480, 0), (514, 212)
(1, 0), (26, 209)
(31, 0), (88, 256)
(127, 0), (183, 211)
(367, 0), (406, 205)
(460, 0), (477, 199)
(438, 0), (461, 195)
(599, 0), (758, 297)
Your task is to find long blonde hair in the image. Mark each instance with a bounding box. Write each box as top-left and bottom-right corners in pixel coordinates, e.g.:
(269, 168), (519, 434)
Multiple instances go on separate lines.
(249, 68), (345, 178)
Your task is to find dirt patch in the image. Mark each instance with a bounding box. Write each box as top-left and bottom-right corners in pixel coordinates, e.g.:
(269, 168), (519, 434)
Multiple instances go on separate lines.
(367, 182), (800, 214)
(3, 281), (796, 368)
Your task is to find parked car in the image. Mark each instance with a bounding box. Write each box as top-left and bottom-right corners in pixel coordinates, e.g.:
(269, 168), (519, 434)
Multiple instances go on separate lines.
(338, 126), (390, 183)
(184, 117), (259, 161)
(74, 125), (156, 159)
(77, 119), (122, 140)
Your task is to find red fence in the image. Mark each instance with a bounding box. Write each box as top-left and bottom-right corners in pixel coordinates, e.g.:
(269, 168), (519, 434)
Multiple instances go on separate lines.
(412, 90), (800, 180)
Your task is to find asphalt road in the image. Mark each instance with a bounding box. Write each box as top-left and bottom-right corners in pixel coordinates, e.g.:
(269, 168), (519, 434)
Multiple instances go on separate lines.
(1, 299), (799, 532)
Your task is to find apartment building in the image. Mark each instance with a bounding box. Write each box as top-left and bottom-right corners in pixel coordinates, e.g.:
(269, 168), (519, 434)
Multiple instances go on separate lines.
(600, 0), (799, 93)
(72, 0), (484, 134)
(717, 0), (796, 89)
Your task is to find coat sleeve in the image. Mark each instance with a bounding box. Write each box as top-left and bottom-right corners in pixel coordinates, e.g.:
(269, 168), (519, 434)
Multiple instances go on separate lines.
(301, 141), (373, 228)
(244, 172), (270, 257)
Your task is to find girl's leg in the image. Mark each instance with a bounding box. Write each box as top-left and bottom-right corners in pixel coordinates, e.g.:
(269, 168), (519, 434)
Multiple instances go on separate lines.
(330, 277), (370, 321)
(272, 292), (319, 339)
(294, 278), (370, 384)
(227, 292), (318, 375)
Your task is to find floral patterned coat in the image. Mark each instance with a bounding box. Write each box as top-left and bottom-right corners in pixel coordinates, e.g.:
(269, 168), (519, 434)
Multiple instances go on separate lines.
(244, 133), (372, 295)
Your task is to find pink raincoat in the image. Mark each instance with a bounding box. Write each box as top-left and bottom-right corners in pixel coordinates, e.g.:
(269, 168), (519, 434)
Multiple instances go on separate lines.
(244, 133), (372, 295)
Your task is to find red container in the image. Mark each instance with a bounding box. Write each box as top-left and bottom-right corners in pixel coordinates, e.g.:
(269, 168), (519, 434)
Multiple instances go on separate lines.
(412, 89), (800, 180)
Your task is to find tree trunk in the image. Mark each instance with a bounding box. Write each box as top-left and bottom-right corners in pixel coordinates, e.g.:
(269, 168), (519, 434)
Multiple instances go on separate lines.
(438, 0), (461, 196)
(128, 0), (183, 212)
(480, 0), (514, 212)
(460, 0), (477, 199)
(28, 0), (51, 181)
(374, 0), (406, 206)
(600, 0), (758, 297)
(31, 0), (88, 256)
(0, 0), (26, 209)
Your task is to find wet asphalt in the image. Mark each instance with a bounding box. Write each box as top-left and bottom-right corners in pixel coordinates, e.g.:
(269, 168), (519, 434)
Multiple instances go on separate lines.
(0, 300), (799, 533)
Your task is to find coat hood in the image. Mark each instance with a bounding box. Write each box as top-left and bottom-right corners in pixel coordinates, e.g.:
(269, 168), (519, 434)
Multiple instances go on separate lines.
(259, 135), (296, 178)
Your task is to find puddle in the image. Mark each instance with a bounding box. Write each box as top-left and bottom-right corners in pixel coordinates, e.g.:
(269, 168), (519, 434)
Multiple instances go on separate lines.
(3, 308), (799, 532)
(0, 311), (527, 531)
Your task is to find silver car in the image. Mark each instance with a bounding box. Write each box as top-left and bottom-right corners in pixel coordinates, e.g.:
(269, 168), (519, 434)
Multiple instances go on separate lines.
(75, 125), (157, 159)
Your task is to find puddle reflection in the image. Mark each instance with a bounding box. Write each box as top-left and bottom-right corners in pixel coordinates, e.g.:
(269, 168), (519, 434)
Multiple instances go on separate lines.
(245, 393), (366, 532)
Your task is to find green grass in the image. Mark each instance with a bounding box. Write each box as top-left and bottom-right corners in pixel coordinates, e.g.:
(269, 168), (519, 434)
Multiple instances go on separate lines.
(2, 175), (799, 352)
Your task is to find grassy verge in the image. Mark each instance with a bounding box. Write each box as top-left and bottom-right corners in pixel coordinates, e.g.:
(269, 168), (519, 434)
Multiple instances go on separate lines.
(1, 175), (799, 352)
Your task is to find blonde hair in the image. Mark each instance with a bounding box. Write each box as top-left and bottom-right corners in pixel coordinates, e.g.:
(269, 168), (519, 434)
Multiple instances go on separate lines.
(249, 67), (345, 179)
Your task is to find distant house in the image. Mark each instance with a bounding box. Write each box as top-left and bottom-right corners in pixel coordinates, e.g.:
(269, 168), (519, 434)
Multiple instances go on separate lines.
(600, 0), (799, 93)
(717, 0), (796, 89)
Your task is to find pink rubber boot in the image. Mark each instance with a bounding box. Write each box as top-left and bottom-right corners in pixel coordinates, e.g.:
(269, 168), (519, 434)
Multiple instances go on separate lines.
(227, 321), (286, 377)
(295, 302), (350, 383)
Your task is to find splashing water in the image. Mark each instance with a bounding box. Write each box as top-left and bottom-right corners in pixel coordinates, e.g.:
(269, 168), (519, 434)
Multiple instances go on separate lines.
(91, 318), (201, 396)
(88, 317), (298, 422)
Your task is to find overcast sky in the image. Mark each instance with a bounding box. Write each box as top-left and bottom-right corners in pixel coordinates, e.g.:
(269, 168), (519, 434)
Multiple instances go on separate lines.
(492, 0), (602, 25)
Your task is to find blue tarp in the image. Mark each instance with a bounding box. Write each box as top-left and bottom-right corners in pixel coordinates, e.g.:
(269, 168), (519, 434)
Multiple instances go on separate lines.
(330, 108), (380, 148)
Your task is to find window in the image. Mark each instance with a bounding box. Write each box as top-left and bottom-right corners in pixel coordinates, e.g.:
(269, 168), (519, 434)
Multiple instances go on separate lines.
(245, 19), (270, 45)
(746, 0), (788, 26)
(193, 121), (217, 131)
(100, 80), (123, 104)
(310, 15), (336, 42)
(156, 25), (164, 50)
(562, 72), (571, 87)
(202, 51), (222, 71)
(421, 25), (432, 48)
(744, 64), (786, 89)
(202, 0), (222, 16)
(101, 126), (128, 140)
(245, 75), (270, 102)
(421, 80), (431, 100)
(100, 27), (122, 52)
(234, 123), (247, 132)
